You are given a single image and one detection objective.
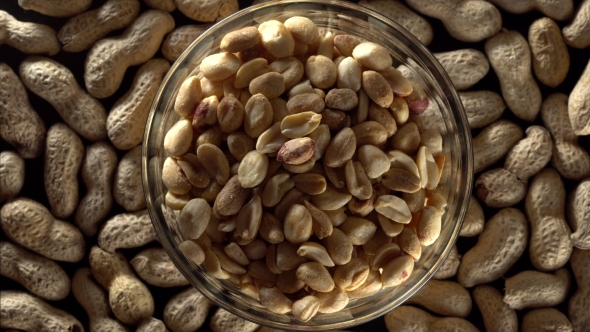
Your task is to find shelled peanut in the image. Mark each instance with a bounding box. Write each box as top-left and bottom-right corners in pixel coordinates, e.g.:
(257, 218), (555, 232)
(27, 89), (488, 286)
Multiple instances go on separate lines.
(161, 17), (447, 322)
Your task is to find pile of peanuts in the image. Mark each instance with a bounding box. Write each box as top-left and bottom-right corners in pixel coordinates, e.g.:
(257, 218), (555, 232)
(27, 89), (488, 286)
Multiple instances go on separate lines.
(1, 0), (589, 331)
(162, 16), (446, 322)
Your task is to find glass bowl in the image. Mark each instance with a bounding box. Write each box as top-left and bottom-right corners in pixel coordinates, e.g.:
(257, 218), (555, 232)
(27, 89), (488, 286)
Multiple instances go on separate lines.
(143, 0), (473, 330)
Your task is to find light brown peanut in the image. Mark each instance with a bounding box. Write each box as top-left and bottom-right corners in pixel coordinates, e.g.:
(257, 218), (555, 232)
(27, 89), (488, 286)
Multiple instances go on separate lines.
(113, 146), (145, 211)
(75, 141), (118, 237)
(528, 17), (570, 88)
(0, 241), (70, 301)
(485, 29), (542, 122)
(0, 290), (83, 332)
(525, 167), (573, 271)
(0, 63), (46, 159)
(473, 120), (523, 173)
(164, 287), (214, 332)
(562, 0), (590, 49)
(44, 123), (84, 219)
(472, 285), (518, 332)
(84, 10), (175, 98)
(131, 247), (189, 287)
(20, 56), (107, 141)
(458, 208), (528, 288)
(569, 248), (590, 331)
(98, 210), (157, 252)
(541, 93), (590, 180)
(209, 308), (259, 332)
(162, 24), (210, 61)
(433, 245), (460, 279)
(522, 308), (573, 332)
(475, 168), (526, 208)
(459, 90), (505, 129)
(0, 151), (25, 203)
(108, 58), (170, 150)
(58, 0), (141, 52)
(0, 11), (60, 55)
(568, 178), (590, 249)
(89, 246), (154, 325)
(433, 49), (489, 90)
(569, 59), (590, 136)
(407, 279), (471, 317)
(71, 267), (128, 332)
(504, 269), (570, 310)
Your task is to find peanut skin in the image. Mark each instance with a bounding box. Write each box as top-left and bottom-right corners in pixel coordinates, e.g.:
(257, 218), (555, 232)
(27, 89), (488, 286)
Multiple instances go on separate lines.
(18, 0), (91, 17)
(568, 59), (590, 136)
(567, 178), (590, 249)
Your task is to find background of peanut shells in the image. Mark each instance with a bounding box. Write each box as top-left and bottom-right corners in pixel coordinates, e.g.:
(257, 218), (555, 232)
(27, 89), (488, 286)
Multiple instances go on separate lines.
(1, 0), (589, 331)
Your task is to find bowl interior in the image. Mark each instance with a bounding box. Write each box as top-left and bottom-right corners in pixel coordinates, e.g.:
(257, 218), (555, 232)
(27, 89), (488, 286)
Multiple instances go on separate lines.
(143, 0), (473, 330)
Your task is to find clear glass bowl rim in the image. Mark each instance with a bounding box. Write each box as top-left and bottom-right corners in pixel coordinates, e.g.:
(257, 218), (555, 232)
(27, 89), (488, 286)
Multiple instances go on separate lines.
(143, 0), (474, 330)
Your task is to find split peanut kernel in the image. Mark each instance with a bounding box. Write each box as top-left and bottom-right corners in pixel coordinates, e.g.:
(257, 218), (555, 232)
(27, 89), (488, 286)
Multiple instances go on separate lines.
(164, 16), (443, 321)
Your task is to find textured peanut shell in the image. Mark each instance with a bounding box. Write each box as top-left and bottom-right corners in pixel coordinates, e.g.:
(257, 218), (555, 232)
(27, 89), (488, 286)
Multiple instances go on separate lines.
(1, 198), (85, 262)
(0, 151), (25, 203)
(503, 269), (570, 310)
(568, 59), (590, 136)
(404, 0), (501, 42)
(0, 290), (83, 331)
(406, 279), (472, 317)
(144, 0), (176, 11)
(486, 0), (573, 20)
(164, 287), (214, 332)
(562, 0), (590, 48)
(472, 285), (518, 332)
(525, 168), (573, 271)
(541, 93), (590, 180)
(504, 125), (553, 182)
(137, 318), (168, 332)
(0, 11), (60, 55)
(458, 90), (505, 129)
(384, 305), (478, 332)
(522, 308), (573, 332)
(131, 247), (189, 288)
(358, 0), (432, 45)
(114, 145), (146, 212)
(107, 58), (170, 150)
(89, 246), (155, 325)
(475, 168), (526, 208)
(18, 0), (91, 17)
(568, 248), (590, 331)
(75, 141), (118, 237)
(210, 308), (259, 332)
(175, 0), (239, 22)
(58, 0), (140, 52)
(162, 24), (210, 61)
(85, 10), (174, 98)
(472, 120), (523, 173)
(434, 49), (489, 90)
(457, 208), (528, 288)
(433, 245), (460, 279)
(460, 196), (484, 237)
(485, 30), (542, 122)
(22, 57), (108, 142)
(0, 63), (45, 158)
(72, 267), (128, 332)
(98, 210), (157, 252)
(0, 241), (70, 301)
(567, 178), (590, 249)
(44, 123), (84, 219)
(528, 17), (570, 88)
